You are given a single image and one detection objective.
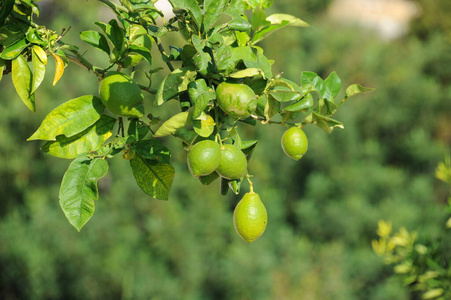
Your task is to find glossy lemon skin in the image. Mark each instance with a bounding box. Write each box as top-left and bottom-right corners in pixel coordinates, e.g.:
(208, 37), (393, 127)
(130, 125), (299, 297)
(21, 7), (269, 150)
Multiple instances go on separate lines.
(233, 192), (267, 243)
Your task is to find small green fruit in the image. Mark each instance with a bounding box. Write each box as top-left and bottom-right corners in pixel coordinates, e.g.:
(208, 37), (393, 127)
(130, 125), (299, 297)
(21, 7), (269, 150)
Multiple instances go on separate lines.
(187, 140), (221, 177)
(99, 72), (144, 118)
(216, 82), (257, 119)
(233, 192), (267, 243)
(216, 144), (247, 180)
(281, 127), (308, 160)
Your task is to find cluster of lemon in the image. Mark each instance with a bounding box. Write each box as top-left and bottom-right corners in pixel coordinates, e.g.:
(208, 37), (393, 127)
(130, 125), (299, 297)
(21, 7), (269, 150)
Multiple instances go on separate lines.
(98, 73), (309, 243)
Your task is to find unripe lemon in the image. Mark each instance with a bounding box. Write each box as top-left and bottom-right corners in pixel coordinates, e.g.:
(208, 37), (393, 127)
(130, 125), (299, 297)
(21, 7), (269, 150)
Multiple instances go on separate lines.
(281, 127), (308, 160)
(233, 192), (267, 243)
(216, 144), (247, 180)
(99, 72), (144, 118)
(187, 140), (221, 177)
(216, 82), (257, 119)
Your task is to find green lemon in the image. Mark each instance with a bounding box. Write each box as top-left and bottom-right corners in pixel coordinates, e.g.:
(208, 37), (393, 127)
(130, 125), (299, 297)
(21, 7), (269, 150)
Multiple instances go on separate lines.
(99, 72), (144, 118)
(233, 192), (267, 243)
(216, 144), (247, 180)
(216, 82), (257, 119)
(281, 127), (308, 160)
(187, 140), (221, 177)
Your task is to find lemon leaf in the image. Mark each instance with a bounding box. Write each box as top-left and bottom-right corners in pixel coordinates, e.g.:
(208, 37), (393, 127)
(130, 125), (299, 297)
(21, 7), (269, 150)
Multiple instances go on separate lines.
(52, 52), (65, 86)
(28, 95), (105, 141)
(42, 115), (116, 159)
(130, 155), (175, 200)
(59, 156), (109, 231)
(153, 111), (190, 137)
(11, 54), (35, 112)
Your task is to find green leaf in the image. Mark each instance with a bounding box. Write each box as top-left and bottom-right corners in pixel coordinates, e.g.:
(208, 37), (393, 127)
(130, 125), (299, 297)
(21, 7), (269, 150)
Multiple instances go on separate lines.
(130, 155), (175, 200)
(311, 112), (344, 133)
(32, 45), (47, 64)
(172, 127), (198, 144)
(231, 46), (257, 64)
(252, 14), (308, 44)
(0, 0), (15, 25)
(168, 0), (202, 28)
(59, 156), (109, 231)
(227, 15), (251, 32)
(0, 38), (28, 60)
(283, 93), (313, 112)
(28, 95), (105, 141)
(153, 111), (190, 137)
(128, 44), (152, 64)
(156, 67), (197, 105)
(80, 30), (110, 54)
(244, 48), (272, 78)
(345, 83), (375, 98)
(198, 172), (219, 185)
(267, 13), (309, 27)
(42, 115), (116, 159)
(220, 177), (229, 195)
(214, 43), (234, 73)
(323, 71), (341, 101)
(134, 139), (171, 164)
(193, 114), (215, 137)
(301, 71), (324, 96)
(228, 179), (241, 195)
(269, 86), (302, 102)
(12, 54), (35, 112)
(127, 119), (149, 140)
(191, 35), (211, 74)
(251, 5), (270, 32)
(188, 79), (216, 119)
(241, 140), (258, 160)
(106, 19), (125, 52)
(203, 0), (229, 31)
(229, 68), (263, 78)
(256, 94), (280, 119)
(31, 46), (46, 94)
(0, 23), (24, 46)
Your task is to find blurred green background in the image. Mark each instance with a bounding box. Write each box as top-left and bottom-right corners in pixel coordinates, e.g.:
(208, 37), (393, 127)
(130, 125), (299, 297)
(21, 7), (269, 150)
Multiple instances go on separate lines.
(1, 0), (450, 299)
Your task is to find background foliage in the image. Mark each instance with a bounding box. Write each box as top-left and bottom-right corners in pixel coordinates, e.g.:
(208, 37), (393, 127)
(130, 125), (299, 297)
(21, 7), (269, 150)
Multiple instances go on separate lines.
(0, 0), (450, 299)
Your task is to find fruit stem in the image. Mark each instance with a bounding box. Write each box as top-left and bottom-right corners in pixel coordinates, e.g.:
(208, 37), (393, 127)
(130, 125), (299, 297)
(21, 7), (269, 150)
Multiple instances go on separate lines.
(246, 175), (254, 194)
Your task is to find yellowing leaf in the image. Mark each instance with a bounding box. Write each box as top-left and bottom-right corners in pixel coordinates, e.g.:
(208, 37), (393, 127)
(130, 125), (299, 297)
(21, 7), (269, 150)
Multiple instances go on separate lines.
(32, 45), (47, 65)
(153, 111), (190, 137)
(52, 52), (64, 86)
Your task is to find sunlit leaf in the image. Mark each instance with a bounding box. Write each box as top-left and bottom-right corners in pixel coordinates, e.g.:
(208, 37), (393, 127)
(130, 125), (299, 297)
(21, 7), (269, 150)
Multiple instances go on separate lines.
(345, 83), (375, 98)
(12, 54), (35, 112)
(153, 111), (190, 137)
(28, 95), (104, 141)
(156, 67), (197, 105)
(42, 115), (116, 159)
(31, 46), (46, 94)
(52, 52), (65, 86)
(193, 114), (215, 137)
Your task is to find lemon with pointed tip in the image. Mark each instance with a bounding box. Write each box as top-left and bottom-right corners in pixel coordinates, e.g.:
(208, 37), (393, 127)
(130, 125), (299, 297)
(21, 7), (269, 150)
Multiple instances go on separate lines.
(233, 192), (267, 243)
(99, 72), (144, 118)
(281, 127), (308, 160)
(216, 144), (247, 180)
(187, 140), (221, 177)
